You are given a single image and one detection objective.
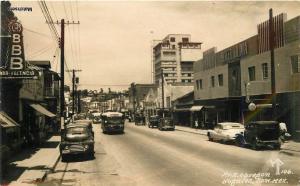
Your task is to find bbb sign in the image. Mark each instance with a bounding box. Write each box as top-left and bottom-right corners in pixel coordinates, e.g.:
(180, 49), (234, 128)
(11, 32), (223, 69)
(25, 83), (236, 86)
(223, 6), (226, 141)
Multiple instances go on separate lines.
(0, 20), (38, 79)
(8, 21), (25, 70)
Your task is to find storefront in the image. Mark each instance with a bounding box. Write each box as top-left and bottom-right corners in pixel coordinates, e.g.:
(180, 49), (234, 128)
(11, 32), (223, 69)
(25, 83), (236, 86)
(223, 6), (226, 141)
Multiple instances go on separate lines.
(0, 111), (22, 169)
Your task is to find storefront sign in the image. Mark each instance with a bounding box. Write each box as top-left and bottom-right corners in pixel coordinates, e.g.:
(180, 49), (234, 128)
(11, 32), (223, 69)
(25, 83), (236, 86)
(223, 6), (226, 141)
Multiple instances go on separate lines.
(0, 20), (38, 79)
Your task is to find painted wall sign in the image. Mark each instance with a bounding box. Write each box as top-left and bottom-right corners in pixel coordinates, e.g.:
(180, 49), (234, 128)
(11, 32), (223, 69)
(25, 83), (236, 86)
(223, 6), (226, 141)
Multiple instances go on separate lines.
(0, 20), (38, 79)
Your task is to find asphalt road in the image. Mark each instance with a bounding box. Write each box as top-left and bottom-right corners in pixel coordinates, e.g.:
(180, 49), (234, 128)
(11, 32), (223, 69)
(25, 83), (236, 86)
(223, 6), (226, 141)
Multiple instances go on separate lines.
(44, 121), (300, 186)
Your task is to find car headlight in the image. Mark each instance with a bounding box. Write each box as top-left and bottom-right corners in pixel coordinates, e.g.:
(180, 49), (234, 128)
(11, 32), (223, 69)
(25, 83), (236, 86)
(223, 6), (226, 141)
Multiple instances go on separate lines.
(65, 146), (69, 149)
(84, 145), (89, 149)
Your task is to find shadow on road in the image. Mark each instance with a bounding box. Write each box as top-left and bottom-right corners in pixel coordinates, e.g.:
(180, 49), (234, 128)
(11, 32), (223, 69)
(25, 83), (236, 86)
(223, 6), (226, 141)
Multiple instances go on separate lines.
(61, 154), (95, 163)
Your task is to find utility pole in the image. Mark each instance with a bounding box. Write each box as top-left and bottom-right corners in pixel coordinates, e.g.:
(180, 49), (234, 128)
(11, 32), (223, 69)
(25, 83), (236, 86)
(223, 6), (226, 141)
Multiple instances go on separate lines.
(60, 19), (65, 128)
(161, 69), (165, 117)
(48, 19), (80, 128)
(269, 8), (277, 119)
(66, 69), (82, 115)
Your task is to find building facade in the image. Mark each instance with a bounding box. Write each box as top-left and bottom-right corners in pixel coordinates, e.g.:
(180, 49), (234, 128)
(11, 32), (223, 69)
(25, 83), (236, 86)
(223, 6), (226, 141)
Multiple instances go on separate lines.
(193, 13), (300, 139)
(153, 34), (202, 84)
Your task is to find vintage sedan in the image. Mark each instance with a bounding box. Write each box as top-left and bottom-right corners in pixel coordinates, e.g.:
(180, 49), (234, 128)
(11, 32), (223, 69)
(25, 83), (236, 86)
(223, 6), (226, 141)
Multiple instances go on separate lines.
(158, 117), (175, 131)
(148, 115), (160, 128)
(235, 121), (281, 150)
(60, 123), (95, 161)
(207, 122), (245, 143)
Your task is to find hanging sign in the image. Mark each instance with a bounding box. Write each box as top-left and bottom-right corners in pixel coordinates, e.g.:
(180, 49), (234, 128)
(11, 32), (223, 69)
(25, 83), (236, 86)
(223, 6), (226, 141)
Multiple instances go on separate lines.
(0, 20), (38, 79)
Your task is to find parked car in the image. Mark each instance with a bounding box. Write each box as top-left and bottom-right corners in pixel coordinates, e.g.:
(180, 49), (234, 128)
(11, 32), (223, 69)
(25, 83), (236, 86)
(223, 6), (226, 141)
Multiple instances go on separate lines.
(148, 115), (160, 128)
(60, 123), (95, 161)
(207, 122), (245, 143)
(134, 113), (145, 126)
(235, 121), (281, 150)
(92, 112), (101, 123)
(74, 113), (86, 120)
(158, 117), (175, 131)
(73, 119), (93, 131)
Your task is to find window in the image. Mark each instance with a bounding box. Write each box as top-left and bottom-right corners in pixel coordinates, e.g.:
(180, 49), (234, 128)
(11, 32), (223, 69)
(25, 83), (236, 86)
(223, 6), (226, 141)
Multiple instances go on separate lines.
(187, 73), (191, 77)
(187, 79), (192, 83)
(196, 80), (199, 90)
(182, 37), (189, 43)
(162, 51), (176, 56)
(248, 66), (256, 81)
(172, 45), (176, 49)
(170, 37), (175, 42)
(261, 63), (268, 79)
(291, 55), (300, 73)
(218, 74), (223, 86)
(199, 79), (203, 89)
(211, 76), (215, 87)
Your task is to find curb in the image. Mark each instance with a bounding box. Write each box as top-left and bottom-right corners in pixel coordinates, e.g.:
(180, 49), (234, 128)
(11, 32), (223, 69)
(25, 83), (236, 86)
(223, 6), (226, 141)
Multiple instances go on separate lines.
(42, 146), (61, 182)
(175, 128), (207, 136)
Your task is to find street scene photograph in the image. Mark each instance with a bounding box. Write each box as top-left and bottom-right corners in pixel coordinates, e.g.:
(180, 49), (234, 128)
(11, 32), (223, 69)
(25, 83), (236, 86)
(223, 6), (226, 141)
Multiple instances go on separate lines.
(1, 0), (300, 185)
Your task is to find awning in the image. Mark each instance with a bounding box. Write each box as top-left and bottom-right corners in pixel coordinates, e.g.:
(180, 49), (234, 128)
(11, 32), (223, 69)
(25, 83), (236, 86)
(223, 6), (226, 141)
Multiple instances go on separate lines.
(30, 104), (56, 118)
(174, 108), (190, 112)
(0, 112), (20, 128)
(190, 106), (204, 112)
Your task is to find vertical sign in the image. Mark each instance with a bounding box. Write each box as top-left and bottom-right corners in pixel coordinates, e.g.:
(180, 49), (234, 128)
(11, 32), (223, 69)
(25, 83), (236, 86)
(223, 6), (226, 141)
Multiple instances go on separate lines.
(0, 20), (38, 79)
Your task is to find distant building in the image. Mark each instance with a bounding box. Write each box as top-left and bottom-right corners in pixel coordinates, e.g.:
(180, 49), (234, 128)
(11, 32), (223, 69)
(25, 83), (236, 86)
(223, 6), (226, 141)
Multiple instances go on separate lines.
(153, 34), (202, 84)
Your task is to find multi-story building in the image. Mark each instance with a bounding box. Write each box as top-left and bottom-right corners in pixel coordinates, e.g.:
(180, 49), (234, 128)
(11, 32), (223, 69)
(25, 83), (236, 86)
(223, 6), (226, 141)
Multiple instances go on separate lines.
(153, 34), (202, 85)
(193, 12), (300, 139)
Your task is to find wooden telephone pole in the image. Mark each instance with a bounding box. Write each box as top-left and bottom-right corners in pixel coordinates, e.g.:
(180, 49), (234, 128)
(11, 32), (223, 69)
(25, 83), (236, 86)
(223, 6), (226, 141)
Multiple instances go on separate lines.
(48, 19), (80, 127)
(66, 69), (82, 115)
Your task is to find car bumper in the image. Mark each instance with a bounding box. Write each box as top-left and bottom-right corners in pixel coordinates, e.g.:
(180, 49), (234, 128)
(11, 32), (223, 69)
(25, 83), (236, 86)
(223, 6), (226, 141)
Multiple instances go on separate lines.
(60, 144), (93, 155)
(161, 126), (175, 130)
(257, 140), (280, 146)
(105, 126), (124, 132)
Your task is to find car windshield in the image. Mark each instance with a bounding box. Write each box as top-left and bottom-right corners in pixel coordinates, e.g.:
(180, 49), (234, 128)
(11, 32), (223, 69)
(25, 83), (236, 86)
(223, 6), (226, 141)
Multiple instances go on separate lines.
(106, 117), (123, 124)
(67, 127), (88, 135)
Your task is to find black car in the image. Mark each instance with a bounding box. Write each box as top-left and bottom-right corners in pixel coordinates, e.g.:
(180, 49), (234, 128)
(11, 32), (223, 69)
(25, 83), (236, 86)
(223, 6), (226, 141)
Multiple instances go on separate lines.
(134, 114), (145, 126)
(235, 121), (281, 150)
(158, 117), (175, 131)
(60, 123), (95, 161)
(148, 115), (160, 128)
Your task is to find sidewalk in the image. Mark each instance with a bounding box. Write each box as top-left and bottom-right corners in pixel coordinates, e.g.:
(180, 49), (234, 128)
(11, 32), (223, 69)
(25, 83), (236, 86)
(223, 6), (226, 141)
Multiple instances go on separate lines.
(175, 125), (208, 136)
(175, 125), (300, 156)
(2, 135), (61, 186)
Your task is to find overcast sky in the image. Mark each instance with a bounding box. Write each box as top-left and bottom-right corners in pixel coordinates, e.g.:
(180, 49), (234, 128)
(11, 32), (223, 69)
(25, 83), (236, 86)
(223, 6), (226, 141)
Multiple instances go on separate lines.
(11, 1), (300, 91)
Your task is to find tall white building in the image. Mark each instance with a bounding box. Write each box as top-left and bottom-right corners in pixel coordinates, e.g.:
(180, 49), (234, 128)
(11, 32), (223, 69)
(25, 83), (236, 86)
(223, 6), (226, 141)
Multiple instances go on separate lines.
(153, 34), (202, 84)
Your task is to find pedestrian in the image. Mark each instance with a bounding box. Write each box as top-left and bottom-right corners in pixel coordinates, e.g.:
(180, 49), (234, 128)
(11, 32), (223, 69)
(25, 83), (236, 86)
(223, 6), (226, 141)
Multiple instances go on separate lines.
(195, 120), (199, 129)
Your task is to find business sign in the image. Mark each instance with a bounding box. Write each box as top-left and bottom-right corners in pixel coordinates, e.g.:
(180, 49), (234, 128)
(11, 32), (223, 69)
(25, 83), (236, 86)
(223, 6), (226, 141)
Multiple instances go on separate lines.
(0, 20), (38, 79)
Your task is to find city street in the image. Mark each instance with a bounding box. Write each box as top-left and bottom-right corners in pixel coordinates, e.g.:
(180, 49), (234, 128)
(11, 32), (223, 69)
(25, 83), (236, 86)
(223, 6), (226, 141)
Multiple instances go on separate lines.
(44, 122), (300, 186)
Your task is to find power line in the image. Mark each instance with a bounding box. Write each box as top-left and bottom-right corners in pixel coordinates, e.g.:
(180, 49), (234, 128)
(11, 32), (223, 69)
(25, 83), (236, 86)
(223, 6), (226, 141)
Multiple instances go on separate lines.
(23, 27), (52, 39)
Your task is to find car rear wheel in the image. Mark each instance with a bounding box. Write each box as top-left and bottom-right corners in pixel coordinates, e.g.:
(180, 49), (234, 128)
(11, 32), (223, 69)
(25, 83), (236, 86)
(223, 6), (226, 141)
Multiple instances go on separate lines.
(251, 139), (258, 150)
(208, 133), (213, 141)
(61, 154), (67, 162)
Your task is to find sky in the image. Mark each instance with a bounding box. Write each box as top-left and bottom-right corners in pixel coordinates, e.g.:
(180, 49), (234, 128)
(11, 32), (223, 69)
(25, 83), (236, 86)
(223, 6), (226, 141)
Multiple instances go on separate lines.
(10, 1), (300, 91)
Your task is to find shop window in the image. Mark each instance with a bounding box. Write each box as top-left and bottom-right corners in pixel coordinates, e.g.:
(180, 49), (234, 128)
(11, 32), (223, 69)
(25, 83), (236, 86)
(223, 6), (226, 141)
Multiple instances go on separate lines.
(218, 74), (223, 86)
(291, 55), (300, 73)
(248, 66), (256, 81)
(261, 63), (268, 79)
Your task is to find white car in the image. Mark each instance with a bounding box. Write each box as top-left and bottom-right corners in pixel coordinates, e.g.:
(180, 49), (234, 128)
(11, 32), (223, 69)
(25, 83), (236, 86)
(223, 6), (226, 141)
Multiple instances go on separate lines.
(207, 122), (244, 143)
